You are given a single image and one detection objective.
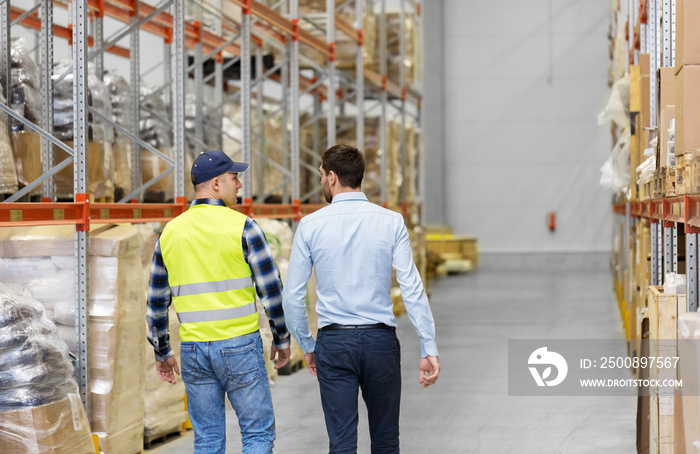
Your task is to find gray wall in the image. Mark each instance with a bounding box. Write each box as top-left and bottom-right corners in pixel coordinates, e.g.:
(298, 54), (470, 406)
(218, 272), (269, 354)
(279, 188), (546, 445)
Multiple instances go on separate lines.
(423, 0), (613, 253)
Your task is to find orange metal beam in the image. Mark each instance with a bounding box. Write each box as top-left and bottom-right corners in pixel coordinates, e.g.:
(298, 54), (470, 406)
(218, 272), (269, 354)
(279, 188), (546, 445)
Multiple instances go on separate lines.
(10, 6), (130, 58)
(335, 16), (358, 43)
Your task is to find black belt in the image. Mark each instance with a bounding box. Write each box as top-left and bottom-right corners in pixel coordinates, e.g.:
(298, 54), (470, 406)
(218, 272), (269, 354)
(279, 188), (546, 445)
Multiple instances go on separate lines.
(320, 323), (395, 332)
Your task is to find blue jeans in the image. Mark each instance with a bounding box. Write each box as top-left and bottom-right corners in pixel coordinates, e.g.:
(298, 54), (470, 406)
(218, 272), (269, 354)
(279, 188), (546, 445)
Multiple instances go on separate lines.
(315, 328), (402, 454)
(180, 331), (275, 454)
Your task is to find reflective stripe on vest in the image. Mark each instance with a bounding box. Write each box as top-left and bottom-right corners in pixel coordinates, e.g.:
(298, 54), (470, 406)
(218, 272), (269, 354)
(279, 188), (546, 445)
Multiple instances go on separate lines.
(171, 276), (254, 297)
(159, 203), (260, 342)
(177, 301), (257, 324)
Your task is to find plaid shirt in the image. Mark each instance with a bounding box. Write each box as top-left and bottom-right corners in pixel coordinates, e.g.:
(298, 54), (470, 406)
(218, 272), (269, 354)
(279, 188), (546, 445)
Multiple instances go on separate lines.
(147, 198), (290, 361)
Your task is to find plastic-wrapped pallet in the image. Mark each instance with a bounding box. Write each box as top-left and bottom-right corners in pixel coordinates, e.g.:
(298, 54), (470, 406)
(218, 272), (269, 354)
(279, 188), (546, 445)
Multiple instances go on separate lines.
(104, 71), (133, 198)
(51, 61), (115, 200)
(137, 223), (188, 442)
(0, 286), (94, 454)
(9, 37), (42, 196)
(374, 13), (421, 88)
(0, 224), (147, 454)
(0, 84), (18, 195)
(140, 85), (174, 202)
(143, 306), (187, 441)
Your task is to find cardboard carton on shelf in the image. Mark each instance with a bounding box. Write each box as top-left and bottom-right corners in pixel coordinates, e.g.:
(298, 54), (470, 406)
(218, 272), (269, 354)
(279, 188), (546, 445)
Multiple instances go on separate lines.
(0, 395), (95, 454)
(675, 0), (700, 74)
(10, 130), (43, 196)
(676, 65), (700, 156)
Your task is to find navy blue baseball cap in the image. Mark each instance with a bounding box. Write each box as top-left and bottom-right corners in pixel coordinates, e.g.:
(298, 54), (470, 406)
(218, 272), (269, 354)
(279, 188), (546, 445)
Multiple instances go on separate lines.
(191, 150), (249, 185)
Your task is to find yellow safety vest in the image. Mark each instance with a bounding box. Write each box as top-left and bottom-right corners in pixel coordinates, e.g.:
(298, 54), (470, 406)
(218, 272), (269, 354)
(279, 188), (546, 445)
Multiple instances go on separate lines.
(160, 203), (259, 342)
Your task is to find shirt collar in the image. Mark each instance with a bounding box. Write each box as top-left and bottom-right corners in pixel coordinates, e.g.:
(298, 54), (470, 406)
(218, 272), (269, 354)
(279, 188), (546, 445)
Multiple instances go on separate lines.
(331, 192), (368, 204)
(189, 198), (226, 208)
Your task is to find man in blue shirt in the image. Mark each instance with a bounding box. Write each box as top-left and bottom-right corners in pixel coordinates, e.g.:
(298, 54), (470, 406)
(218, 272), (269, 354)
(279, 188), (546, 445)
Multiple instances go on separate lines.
(283, 144), (440, 453)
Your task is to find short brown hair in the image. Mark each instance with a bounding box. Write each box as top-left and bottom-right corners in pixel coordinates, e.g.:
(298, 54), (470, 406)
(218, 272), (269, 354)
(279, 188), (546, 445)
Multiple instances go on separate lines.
(321, 144), (365, 189)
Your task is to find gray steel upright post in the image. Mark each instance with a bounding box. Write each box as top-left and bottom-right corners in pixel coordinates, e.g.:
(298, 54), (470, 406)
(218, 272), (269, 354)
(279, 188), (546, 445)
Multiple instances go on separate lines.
(164, 40), (172, 119)
(657, 220), (664, 284)
(624, 203), (630, 303)
(241, 2), (252, 200)
(665, 225), (673, 278)
(651, 222), (658, 285)
(649, 0), (658, 129)
(673, 224), (678, 272)
(130, 2), (141, 200)
(291, 0), (300, 203)
(255, 44), (264, 199)
(215, 56), (224, 150)
(0, 0), (9, 123)
(356, 0), (364, 153)
(174, 0), (186, 199)
(671, 0), (676, 67)
(327, 0), (336, 147)
(195, 11), (204, 148)
(282, 42), (289, 202)
(663, 0), (674, 67)
(94, 13), (104, 79)
(313, 70), (321, 162)
(688, 231), (698, 311)
(399, 0), (406, 205)
(379, 0), (387, 204)
(72, 0), (90, 414)
(41, 0), (55, 200)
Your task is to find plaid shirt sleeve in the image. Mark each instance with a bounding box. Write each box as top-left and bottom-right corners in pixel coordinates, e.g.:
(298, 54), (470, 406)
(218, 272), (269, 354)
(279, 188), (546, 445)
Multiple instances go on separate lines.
(146, 238), (174, 362)
(243, 218), (291, 350)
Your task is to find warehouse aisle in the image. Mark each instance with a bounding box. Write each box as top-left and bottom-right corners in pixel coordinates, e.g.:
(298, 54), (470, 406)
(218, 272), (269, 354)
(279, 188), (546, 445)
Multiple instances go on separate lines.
(148, 262), (635, 453)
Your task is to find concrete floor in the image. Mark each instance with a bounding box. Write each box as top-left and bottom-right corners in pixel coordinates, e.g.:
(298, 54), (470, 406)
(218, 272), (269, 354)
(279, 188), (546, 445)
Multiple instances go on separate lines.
(148, 261), (636, 453)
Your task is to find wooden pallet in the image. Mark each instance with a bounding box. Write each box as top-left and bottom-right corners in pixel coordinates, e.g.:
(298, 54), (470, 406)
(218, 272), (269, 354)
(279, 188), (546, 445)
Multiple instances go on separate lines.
(143, 427), (185, 450)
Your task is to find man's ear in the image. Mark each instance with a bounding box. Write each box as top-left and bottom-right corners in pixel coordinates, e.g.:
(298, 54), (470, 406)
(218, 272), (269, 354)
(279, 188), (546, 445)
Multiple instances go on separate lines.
(328, 170), (337, 185)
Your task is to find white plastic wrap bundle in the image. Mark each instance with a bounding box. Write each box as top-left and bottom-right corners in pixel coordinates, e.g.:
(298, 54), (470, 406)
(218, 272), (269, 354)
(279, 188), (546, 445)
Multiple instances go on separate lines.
(52, 60), (116, 199)
(10, 37), (41, 132)
(140, 85), (174, 200)
(104, 71), (133, 194)
(0, 225), (147, 454)
(9, 37), (42, 195)
(0, 84), (18, 194)
(138, 224), (188, 440)
(0, 286), (94, 454)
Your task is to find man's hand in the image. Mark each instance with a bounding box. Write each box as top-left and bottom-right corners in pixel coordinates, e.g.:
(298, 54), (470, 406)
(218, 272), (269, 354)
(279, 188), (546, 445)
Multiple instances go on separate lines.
(271, 345), (291, 370)
(155, 356), (180, 384)
(304, 352), (317, 376)
(419, 356), (440, 388)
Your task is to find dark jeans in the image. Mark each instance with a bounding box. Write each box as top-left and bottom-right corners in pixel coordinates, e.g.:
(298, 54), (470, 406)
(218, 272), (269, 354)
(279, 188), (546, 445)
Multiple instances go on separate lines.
(315, 327), (401, 454)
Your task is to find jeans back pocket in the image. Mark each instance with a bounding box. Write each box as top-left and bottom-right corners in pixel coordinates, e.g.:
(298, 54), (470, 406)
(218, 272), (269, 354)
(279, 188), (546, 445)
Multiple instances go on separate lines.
(180, 343), (203, 384)
(222, 340), (260, 386)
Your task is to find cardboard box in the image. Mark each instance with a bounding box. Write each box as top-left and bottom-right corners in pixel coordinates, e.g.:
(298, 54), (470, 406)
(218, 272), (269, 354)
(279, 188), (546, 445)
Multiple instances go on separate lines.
(0, 395), (94, 454)
(675, 0), (700, 74)
(641, 54), (651, 128)
(11, 130), (43, 196)
(659, 67), (677, 112)
(676, 66), (700, 155)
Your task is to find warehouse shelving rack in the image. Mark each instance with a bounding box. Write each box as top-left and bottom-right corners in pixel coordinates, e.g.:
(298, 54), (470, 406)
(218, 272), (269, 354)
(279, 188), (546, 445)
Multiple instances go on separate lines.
(0, 0), (423, 415)
(610, 0), (700, 327)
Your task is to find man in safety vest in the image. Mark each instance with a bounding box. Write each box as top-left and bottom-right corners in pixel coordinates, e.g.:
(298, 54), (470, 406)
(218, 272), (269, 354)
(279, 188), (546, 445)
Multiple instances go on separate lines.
(147, 150), (291, 454)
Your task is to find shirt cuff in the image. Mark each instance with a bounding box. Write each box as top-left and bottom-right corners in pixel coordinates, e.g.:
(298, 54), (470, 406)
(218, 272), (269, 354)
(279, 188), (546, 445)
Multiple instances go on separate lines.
(296, 329), (316, 354)
(154, 347), (173, 362)
(274, 337), (291, 350)
(420, 339), (439, 358)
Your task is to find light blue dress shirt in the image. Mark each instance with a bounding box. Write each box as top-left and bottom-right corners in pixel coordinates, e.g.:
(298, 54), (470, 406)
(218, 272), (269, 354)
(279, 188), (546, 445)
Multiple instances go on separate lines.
(283, 192), (438, 358)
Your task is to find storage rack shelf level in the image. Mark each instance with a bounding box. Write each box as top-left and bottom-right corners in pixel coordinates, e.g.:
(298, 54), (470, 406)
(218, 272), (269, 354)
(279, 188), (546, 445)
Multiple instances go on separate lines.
(0, 0), (424, 422)
(613, 195), (699, 312)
